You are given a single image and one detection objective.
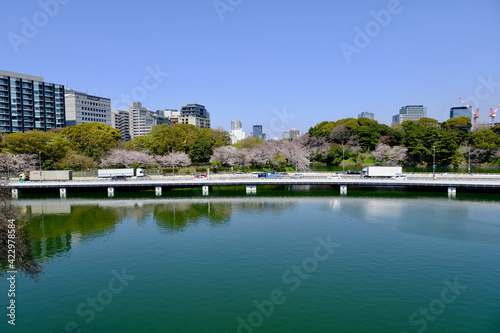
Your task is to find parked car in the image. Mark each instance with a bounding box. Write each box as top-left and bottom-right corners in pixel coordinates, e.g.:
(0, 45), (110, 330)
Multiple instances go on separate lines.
(194, 174), (207, 179)
(291, 173), (304, 179)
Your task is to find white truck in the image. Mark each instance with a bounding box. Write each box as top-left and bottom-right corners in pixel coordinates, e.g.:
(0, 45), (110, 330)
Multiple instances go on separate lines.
(29, 170), (73, 181)
(361, 166), (403, 178)
(97, 168), (145, 179)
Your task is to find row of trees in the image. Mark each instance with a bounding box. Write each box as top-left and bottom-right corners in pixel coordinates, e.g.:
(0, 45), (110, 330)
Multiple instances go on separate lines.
(305, 116), (500, 166)
(0, 123), (232, 173)
(2, 116), (500, 173)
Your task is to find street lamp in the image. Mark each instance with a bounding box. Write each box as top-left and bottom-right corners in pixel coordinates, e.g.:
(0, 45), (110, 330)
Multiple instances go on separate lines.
(342, 143), (345, 173)
(39, 151), (42, 181)
(468, 145), (471, 174)
(432, 146), (436, 178)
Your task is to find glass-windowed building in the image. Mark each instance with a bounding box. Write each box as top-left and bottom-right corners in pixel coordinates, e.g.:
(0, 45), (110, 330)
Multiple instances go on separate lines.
(392, 105), (427, 124)
(358, 112), (375, 120)
(0, 70), (65, 133)
(252, 125), (263, 138)
(450, 106), (471, 120)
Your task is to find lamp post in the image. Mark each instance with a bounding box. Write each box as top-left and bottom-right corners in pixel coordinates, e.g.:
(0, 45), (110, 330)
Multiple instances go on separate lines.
(468, 145), (471, 174)
(295, 147), (298, 173)
(342, 143), (345, 173)
(39, 151), (42, 181)
(432, 146), (436, 179)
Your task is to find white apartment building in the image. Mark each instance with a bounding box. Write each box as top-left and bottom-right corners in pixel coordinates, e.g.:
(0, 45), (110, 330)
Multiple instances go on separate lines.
(64, 89), (111, 126)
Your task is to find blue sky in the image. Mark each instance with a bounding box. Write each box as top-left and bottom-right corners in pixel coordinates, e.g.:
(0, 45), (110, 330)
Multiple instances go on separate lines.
(1, 0), (500, 137)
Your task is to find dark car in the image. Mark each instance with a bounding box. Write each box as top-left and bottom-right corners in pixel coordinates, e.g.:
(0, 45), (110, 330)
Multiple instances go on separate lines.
(346, 170), (361, 174)
(111, 175), (127, 180)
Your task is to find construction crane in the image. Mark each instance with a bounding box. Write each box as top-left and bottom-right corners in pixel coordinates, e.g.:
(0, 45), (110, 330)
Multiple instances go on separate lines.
(489, 104), (500, 125)
(458, 97), (480, 127)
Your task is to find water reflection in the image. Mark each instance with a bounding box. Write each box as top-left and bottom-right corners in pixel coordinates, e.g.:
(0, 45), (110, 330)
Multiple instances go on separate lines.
(16, 195), (500, 263)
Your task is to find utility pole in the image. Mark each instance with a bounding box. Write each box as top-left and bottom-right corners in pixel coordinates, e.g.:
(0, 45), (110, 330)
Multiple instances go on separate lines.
(295, 148), (297, 173)
(468, 145), (471, 174)
(342, 143), (345, 173)
(433, 146), (436, 179)
(39, 151), (42, 181)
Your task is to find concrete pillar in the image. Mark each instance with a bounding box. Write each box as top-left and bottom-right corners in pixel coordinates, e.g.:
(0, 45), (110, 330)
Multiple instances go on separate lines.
(60, 188), (67, 198)
(108, 187), (114, 197)
(155, 186), (162, 196)
(246, 185), (257, 194)
(202, 186), (209, 196)
(448, 187), (456, 199)
(340, 185), (347, 194)
(11, 188), (18, 199)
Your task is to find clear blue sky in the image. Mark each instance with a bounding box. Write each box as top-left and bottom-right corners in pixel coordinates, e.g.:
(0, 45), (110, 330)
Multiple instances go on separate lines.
(2, 0), (500, 137)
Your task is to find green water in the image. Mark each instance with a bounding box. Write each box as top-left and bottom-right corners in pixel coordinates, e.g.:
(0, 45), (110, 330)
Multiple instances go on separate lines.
(1, 191), (500, 332)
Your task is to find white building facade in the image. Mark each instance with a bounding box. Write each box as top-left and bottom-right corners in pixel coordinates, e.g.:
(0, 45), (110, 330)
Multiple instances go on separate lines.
(64, 89), (111, 127)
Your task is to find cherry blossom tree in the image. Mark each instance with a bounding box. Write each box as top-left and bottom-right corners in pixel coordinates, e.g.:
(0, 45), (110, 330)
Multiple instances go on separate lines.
(0, 153), (37, 176)
(156, 151), (191, 176)
(210, 146), (238, 167)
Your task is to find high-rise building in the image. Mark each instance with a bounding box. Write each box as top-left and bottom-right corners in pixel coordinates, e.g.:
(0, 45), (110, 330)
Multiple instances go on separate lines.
(111, 109), (131, 141)
(112, 106), (172, 141)
(392, 105), (427, 124)
(128, 102), (156, 139)
(64, 89), (111, 127)
(230, 120), (245, 144)
(0, 69), (65, 133)
(358, 112), (375, 120)
(450, 106), (471, 120)
(282, 128), (300, 140)
(178, 104), (211, 128)
(252, 125), (263, 138)
(290, 128), (300, 140)
(231, 120), (242, 131)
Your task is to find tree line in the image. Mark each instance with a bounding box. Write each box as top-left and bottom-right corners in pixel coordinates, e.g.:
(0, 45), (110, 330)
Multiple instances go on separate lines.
(1, 116), (499, 175)
(304, 116), (500, 167)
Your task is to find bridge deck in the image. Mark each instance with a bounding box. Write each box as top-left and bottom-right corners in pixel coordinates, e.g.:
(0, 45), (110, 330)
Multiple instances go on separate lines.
(6, 177), (500, 191)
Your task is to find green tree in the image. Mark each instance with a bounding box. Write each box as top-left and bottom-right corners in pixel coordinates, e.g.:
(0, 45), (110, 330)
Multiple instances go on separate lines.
(55, 151), (95, 170)
(233, 137), (265, 149)
(145, 123), (199, 155)
(3, 131), (69, 169)
(443, 116), (472, 144)
(336, 118), (360, 131)
(61, 123), (121, 160)
(354, 125), (381, 152)
(471, 130), (500, 151)
(191, 128), (231, 163)
(326, 145), (350, 165)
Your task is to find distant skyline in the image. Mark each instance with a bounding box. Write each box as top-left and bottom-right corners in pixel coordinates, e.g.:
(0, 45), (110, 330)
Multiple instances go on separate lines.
(2, 0), (499, 137)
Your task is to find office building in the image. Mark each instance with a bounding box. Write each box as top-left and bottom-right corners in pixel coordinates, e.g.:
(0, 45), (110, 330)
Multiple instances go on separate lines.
(450, 106), (471, 120)
(252, 125), (263, 139)
(230, 120), (245, 144)
(282, 128), (300, 140)
(178, 104), (211, 128)
(392, 105), (427, 124)
(358, 112), (374, 120)
(111, 109), (131, 141)
(0, 69), (65, 133)
(231, 120), (242, 131)
(64, 89), (111, 127)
